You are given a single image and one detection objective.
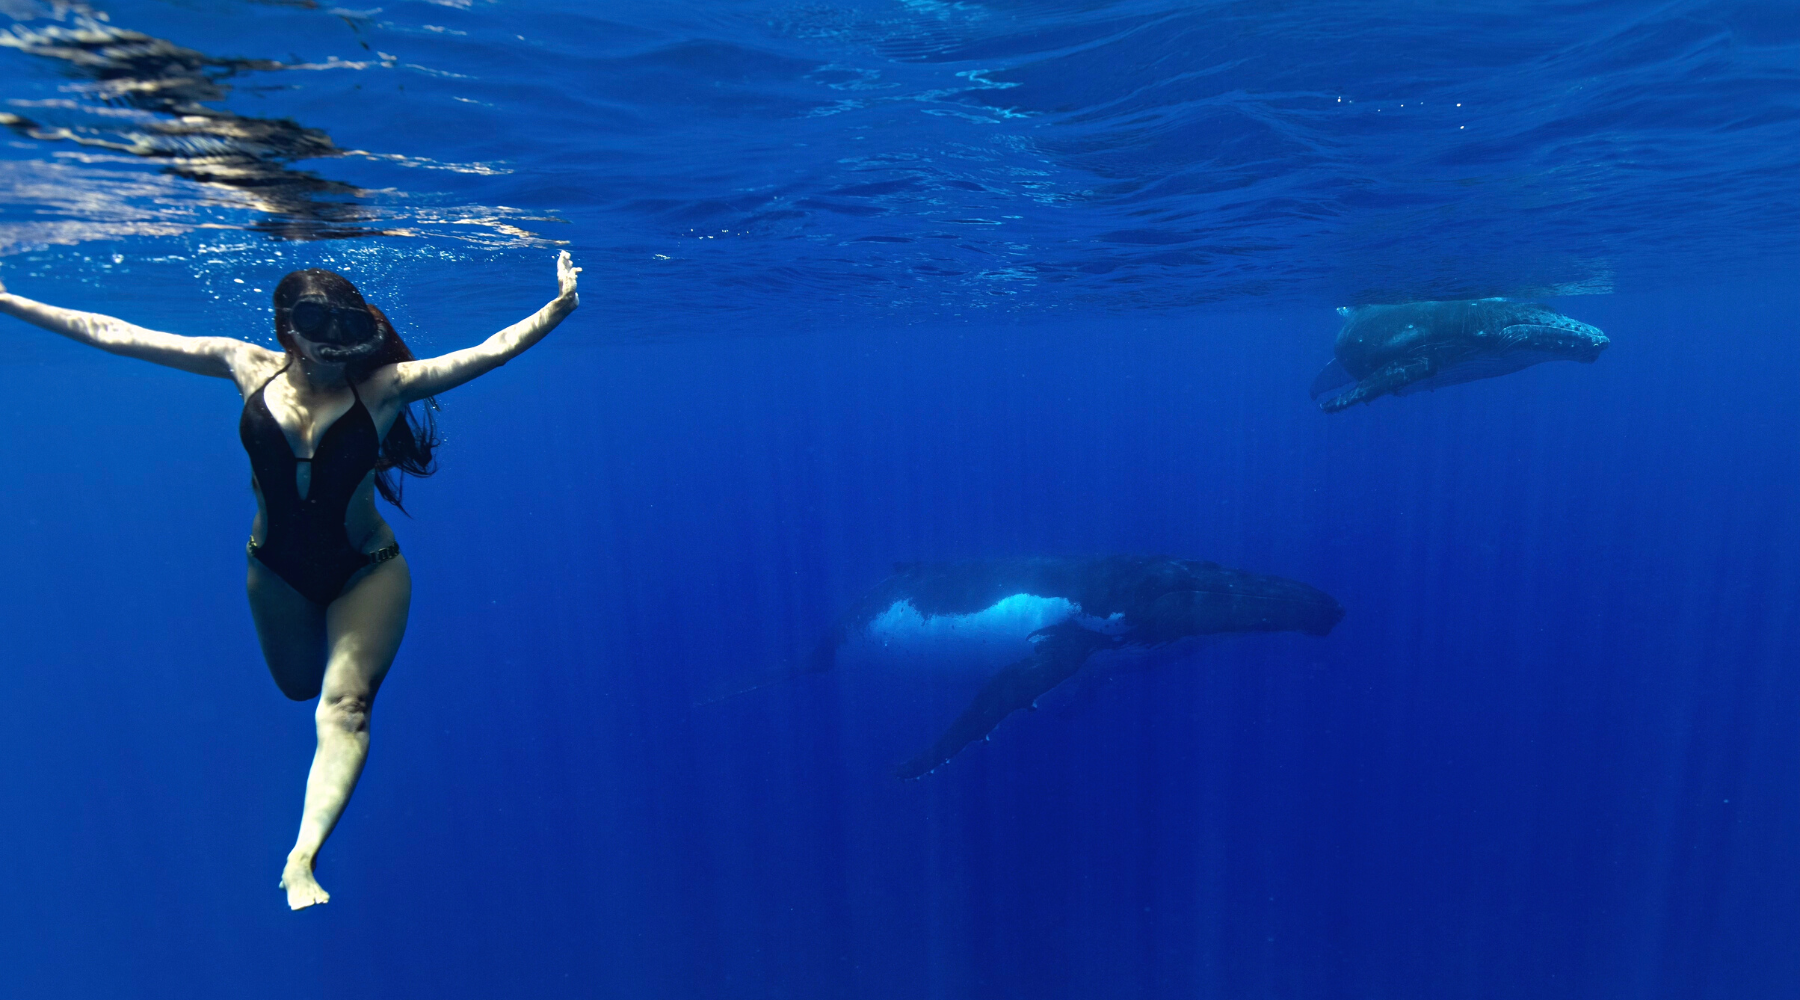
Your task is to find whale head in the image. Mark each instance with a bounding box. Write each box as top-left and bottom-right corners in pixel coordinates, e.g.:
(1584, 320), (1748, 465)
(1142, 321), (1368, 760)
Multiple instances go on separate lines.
(1493, 303), (1609, 361)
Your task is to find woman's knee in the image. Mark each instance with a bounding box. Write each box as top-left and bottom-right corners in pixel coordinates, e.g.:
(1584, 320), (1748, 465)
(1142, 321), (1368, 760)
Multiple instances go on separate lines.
(316, 689), (373, 732)
(248, 565), (329, 699)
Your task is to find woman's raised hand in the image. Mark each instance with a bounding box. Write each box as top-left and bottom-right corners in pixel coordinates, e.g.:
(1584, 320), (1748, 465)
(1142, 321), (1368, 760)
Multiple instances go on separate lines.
(555, 250), (581, 307)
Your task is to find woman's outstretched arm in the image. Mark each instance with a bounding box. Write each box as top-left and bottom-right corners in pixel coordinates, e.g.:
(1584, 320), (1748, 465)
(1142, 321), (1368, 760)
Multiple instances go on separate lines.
(0, 276), (267, 378)
(391, 250), (580, 402)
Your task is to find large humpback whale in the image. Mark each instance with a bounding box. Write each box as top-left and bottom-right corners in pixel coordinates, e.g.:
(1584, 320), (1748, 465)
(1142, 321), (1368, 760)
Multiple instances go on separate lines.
(1311, 299), (1608, 413)
(808, 556), (1344, 778)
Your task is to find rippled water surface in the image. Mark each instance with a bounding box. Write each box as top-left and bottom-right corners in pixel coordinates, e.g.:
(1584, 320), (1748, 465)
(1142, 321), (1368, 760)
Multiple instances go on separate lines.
(0, 0), (1793, 325)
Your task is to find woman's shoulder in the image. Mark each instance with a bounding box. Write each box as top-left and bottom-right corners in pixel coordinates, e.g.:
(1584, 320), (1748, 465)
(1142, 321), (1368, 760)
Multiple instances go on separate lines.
(231, 344), (291, 393)
(352, 360), (408, 398)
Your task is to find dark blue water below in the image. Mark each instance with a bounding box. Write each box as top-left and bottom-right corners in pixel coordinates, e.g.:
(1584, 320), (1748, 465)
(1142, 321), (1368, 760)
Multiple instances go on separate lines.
(0, 1), (1794, 998)
(0, 281), (1793, 998)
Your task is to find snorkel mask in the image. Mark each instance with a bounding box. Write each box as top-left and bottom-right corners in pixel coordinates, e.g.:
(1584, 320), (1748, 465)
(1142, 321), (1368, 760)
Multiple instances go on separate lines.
(283, 295), (384, 361)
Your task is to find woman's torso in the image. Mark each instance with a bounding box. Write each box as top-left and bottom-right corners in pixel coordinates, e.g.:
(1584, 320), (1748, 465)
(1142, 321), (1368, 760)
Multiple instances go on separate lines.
(238, 354), (401, 555)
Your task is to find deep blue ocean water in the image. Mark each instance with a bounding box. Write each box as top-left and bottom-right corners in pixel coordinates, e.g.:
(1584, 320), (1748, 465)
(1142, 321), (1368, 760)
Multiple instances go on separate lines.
(0, 1), (1794, 997)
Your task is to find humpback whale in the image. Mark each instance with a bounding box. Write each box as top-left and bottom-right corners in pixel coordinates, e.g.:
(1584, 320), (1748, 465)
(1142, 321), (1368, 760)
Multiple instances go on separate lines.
(1310, 299), (1608, 413)
(808, 556), (1344, 778)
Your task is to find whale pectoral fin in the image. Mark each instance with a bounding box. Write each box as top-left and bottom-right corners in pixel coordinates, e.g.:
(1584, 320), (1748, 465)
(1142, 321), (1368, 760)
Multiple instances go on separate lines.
(1320, 357), (1434, 412)
(1054, 665), (1128, 722)
(1394, 350), (1553, 395)
(1309, 358), (1354, 400)
(895, 621), (1114, 779)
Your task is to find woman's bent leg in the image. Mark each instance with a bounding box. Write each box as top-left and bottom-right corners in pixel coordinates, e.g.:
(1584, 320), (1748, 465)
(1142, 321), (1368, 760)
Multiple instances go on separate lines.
(281, 554), (412, 910)
(247, 559), (329, 700)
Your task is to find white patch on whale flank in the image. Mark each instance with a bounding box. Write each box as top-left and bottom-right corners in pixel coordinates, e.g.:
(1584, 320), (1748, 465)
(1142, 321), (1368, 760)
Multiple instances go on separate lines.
(852, 593), (1085, 674)
(868, 593), (1078, 641)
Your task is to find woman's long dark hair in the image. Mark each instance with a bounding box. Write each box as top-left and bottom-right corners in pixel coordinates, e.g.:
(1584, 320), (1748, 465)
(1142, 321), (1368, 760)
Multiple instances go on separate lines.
(273, 269), (439, 512)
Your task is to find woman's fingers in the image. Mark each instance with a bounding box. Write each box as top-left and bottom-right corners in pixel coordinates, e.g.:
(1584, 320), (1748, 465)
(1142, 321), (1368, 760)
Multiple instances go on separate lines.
(556, 251), (580, 297)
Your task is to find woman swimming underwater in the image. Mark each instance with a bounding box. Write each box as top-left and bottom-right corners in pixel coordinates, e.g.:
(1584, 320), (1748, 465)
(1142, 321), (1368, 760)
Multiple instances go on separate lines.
(0, 250), (580, 909)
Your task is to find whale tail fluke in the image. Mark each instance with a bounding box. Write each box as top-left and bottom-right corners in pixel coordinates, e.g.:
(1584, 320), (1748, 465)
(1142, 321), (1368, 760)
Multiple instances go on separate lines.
(692, 629), (845, 707)
(692, 665), (806, 706)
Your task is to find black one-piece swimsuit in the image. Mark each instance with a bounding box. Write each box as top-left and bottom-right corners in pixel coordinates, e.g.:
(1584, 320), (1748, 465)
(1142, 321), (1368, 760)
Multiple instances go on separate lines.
(240, 362), (393, 605)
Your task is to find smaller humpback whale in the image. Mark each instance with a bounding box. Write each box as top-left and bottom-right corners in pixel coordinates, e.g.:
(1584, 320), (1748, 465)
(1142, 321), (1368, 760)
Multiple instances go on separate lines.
(806, 556), (1344, 778)
(1310, 299), (1608, 412)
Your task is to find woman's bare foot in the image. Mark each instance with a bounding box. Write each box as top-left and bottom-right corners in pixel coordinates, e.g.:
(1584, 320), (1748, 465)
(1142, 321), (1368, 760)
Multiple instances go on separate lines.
(280, 854), (331, 910)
